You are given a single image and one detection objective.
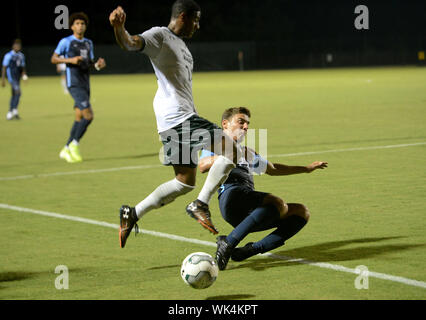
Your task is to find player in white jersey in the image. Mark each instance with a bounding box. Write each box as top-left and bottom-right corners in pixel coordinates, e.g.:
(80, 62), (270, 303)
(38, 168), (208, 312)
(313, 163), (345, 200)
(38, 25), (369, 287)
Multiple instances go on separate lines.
(110, 0), (250, 248)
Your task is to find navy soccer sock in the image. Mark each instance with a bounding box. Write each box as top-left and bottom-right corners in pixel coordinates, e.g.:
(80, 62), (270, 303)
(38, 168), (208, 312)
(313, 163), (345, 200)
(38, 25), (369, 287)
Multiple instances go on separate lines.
(10, 93), (20, 110)
(73, 118), (92, 142)
(66, 121), (80, 146)
(226, 205), (280, 248)
(252, 215), (307, 253)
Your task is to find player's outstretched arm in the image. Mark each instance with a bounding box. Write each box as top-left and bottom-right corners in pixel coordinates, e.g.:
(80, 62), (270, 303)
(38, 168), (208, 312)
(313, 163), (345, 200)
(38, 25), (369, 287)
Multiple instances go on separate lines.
(266, 161), (328, 176)
(109, 6), (144, 51)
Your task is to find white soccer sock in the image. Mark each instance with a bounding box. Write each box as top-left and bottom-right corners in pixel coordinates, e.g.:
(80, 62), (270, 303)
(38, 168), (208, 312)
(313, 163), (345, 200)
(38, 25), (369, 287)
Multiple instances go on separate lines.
(197, 155), (236, 205)
(135, 178), (195, 219)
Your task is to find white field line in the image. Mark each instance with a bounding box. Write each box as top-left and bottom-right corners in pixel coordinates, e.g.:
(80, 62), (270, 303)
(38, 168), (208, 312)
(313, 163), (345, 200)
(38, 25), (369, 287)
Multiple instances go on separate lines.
(1, 203), (425, 290)
(1, 142), (425, 182)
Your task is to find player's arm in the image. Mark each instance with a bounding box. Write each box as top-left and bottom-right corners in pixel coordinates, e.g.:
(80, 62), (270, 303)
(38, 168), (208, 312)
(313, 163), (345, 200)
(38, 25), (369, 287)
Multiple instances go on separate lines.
(1, 66), (6, 87)
(265, 161), (328, 176)
(2, 54), (9, 87)
(199, 155), (220, 173)
(109, 6), (144, 51)
(51, 53), (83, 65)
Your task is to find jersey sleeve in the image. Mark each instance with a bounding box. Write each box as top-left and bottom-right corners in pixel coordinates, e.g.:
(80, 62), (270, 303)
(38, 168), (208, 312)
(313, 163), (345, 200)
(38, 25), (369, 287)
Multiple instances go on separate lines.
(199, 149), (216, 160)
(2, 52), (11, 67)
(139, 27), (164, 58)
(250, 154), (269, 175)
(54, 38), (69, 56)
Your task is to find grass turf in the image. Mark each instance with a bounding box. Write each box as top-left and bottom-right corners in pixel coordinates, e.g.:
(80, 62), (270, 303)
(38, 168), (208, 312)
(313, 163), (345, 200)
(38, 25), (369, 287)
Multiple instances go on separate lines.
(0, 66), (425, 300)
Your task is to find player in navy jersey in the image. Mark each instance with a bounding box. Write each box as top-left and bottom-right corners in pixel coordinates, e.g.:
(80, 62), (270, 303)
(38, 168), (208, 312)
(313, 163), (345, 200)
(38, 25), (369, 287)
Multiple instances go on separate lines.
(199, 107), (328, 270)
(51, 12), (106, 163)
(1, 39), (28, 120)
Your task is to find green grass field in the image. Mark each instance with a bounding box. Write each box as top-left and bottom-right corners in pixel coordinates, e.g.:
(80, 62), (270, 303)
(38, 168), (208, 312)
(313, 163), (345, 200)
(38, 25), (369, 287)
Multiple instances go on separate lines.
(1, 66), (425, 300)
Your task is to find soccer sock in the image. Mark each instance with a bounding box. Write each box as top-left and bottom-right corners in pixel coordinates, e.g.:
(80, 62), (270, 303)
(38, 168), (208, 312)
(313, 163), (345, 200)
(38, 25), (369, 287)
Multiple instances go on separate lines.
(135, 178), (195, 219)
(197, 155), (235, 205)
(73, 118), (92, 142)
(10, 93), (20, 111)
(226, 205), (281, 248)
(66, 121), (80, 146)
(252, 215), (308, 253)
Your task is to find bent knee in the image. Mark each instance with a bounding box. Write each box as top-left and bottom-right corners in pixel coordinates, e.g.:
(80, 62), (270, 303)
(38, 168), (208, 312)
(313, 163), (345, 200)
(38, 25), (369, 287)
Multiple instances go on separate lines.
(292, 203), (310, 221)
(263, 194), (288, 217)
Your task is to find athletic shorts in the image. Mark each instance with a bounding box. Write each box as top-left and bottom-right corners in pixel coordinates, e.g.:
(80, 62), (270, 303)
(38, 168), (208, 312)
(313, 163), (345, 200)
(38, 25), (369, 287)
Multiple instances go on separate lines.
(159, 115), (222, 168)
(68, 86), (91, 110)
(218, 185), (274, 231)
(9, 80), (21, 94)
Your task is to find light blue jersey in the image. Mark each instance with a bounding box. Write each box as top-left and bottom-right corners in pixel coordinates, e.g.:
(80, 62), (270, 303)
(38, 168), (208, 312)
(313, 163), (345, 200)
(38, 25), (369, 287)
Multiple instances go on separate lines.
(54, 35), (94, 89)
(2, 50), (25, 83)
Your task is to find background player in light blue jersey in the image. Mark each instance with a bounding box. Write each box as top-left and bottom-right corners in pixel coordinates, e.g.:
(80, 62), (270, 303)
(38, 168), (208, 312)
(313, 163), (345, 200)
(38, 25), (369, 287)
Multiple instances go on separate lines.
(51, 12), (106, 163)
(199, 107), (328, 270)
(1, 39), (28, 120)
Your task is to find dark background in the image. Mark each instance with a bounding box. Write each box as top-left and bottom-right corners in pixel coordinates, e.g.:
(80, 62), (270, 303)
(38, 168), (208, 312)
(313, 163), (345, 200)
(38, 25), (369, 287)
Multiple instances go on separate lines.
(1, 0), (425, 74)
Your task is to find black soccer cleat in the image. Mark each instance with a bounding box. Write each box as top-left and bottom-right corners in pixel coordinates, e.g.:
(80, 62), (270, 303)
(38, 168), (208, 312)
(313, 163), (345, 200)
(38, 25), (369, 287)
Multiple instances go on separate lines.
(186, 200), (219, 235)
(231, 242), (260, 262)
(215, 235), (234, 270)
(119, 205), (139, 248)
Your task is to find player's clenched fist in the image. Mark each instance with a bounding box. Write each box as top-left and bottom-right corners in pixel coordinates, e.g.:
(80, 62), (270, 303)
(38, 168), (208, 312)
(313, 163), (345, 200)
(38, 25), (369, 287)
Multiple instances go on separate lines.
(109, 6), (126, 27)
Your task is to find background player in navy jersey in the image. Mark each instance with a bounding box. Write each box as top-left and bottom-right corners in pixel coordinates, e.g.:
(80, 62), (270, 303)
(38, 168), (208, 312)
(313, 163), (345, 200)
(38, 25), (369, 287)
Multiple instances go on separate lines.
(2, 39), (28, 120)
(51, 12), (106, 163)
(199, 107), (328, 270)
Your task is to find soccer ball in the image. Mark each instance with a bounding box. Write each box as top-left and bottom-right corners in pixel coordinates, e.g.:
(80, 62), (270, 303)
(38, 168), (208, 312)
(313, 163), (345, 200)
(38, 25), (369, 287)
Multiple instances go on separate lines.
(181, 252), (219, 289)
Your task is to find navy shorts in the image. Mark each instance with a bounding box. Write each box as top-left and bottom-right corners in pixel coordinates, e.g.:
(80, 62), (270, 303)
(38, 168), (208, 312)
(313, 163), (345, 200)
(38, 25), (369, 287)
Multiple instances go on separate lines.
(9, 79), (21, 94)
(68, 86), (91, 110)
(218, 185), (275, 231)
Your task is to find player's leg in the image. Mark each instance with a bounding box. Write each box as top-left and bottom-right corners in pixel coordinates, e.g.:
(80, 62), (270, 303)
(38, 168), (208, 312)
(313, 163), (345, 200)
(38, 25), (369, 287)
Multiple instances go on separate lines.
(73, 107), (93, 142)
(216, 189), (279, 270)
(6, 86), (14, 120)
(119, 166), (196, 248)
(186, 126), (242, 234)
(67, 88), (93, 162)
(196, 134), (238, 205)
(60, 106), (81, 163)
(170, 115), (235, 234)
(232, 202), (310, 262)
(8, 82), (21, 120)
(135, 165), (196, 219)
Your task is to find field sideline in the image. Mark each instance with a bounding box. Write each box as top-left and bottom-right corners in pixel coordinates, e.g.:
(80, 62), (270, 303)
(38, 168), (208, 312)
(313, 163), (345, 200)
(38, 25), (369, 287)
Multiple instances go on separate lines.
(1, 66), (425, 300)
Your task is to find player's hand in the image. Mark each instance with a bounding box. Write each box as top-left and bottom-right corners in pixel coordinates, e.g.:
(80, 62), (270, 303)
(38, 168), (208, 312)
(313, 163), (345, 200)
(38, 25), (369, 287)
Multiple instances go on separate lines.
(306, 161), (328, 173)
(69, 56), (83, 65)
(95, 58), (106, 70)
(109, 6), (126, 27)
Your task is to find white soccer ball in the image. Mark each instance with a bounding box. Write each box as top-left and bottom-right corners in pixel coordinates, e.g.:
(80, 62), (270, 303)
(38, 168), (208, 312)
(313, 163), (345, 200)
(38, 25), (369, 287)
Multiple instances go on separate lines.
(181, 252), (218, 289)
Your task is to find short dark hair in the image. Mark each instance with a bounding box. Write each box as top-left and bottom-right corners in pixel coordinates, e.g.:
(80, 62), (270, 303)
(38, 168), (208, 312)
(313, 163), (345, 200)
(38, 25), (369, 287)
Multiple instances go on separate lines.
(13, 39), (22, 46)
(69, 12), (89, 28)
(222, 107), (251, 122)
(171, 0), (201, 19)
